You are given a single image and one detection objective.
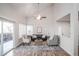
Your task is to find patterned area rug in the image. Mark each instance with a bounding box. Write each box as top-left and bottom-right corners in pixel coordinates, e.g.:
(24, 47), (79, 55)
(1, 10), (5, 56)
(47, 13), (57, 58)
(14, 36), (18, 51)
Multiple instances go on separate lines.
(6, 40), (70, 56)
(16, 45), (61, 51)
(12, 45), (70, 56)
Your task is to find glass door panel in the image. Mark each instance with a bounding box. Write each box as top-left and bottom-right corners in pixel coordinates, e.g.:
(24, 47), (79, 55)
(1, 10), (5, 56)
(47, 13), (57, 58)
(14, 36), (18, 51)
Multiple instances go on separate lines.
(3, 21), (14, 54)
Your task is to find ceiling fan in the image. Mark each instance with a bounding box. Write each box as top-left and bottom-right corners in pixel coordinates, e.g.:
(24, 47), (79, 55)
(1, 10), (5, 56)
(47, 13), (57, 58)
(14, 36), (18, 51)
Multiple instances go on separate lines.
(35, 3), (47, 20)
(36, 14), (47, 20)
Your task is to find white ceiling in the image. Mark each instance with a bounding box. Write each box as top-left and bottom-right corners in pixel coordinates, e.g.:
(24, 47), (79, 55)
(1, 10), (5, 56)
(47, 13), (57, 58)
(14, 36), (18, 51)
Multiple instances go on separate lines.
(0, 3), (54, 19)
(11, 3), (54, 16)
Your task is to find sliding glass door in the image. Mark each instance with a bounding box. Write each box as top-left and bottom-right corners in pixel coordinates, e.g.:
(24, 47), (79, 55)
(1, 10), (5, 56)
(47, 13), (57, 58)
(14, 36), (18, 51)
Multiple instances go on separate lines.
(3, 21), (14, 54)
(0, 18), (14, 55)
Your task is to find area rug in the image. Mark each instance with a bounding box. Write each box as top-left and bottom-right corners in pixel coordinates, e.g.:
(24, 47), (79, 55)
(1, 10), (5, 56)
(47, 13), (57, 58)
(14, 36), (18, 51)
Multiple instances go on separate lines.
(12, 45), (69, 56)
(9, 40), (69, 56)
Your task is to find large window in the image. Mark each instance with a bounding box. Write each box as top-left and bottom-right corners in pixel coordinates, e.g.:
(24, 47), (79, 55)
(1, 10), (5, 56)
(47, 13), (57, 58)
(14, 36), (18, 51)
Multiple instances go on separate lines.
(3, 21), (14, 54)
(19, 24), (27, 37)
(27, 25), (33, 35)
(0, 18), (14, 55)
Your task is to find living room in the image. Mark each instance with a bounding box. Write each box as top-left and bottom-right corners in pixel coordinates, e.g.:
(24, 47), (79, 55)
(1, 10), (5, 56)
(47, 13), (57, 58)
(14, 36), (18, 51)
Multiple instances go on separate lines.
(0, 3), (79, 56)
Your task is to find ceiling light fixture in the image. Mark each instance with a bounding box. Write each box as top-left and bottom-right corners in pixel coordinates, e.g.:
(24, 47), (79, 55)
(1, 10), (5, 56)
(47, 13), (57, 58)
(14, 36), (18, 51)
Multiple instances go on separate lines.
(36, 3), (46, 20)
(37, 14), (41, 20)
(36, 3), (41, 20)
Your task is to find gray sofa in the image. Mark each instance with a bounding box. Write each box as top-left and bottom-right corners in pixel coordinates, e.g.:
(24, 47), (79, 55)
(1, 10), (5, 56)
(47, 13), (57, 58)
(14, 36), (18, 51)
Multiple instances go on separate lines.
(47, 35), (60, 46)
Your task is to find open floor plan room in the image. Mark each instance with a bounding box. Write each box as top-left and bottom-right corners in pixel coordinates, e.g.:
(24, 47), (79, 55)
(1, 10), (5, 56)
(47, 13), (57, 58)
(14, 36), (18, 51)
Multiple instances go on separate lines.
(0, 3), (79, 56)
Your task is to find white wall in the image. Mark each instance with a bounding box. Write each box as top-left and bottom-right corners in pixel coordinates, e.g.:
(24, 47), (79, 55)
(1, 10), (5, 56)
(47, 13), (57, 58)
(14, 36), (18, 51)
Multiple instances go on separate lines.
(50, 4), (74, 55)
(52, 3), (79, 56)
(57, 21), (71, 55)
(58, 22), (70, 37)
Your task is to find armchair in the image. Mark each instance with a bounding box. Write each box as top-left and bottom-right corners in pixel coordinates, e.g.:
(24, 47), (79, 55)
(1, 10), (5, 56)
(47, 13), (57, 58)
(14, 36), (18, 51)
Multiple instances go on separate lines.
(47, 35), (60, 46)
(22, 35), (31, 45)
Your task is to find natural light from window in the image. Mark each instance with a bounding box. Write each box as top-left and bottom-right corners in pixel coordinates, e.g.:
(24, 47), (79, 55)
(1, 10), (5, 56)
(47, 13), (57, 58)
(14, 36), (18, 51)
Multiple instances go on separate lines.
(27, 25), (33, 35)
